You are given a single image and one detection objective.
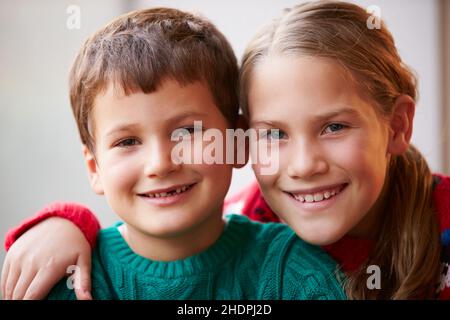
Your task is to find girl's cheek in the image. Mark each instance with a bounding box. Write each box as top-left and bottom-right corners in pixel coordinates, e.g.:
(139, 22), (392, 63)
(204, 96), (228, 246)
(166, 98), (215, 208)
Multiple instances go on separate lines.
(251, 145), (287, 187)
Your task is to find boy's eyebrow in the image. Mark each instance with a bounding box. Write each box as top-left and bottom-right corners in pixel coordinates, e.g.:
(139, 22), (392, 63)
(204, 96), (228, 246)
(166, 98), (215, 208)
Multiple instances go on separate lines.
(168, 111), (210, 123)
(106, 123), (141, 137)
(105, 112), (210, 137)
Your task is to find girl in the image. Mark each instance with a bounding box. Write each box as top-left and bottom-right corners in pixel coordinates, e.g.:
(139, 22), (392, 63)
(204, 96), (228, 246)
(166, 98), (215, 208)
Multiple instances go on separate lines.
(2, 1), (449, 300)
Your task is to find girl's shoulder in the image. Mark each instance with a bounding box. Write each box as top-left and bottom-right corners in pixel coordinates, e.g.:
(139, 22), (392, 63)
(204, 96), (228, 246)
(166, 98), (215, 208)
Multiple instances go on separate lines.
(224, 181), (280, 223)
(432, 173), (450, 299)
(432, 173), (450, 233)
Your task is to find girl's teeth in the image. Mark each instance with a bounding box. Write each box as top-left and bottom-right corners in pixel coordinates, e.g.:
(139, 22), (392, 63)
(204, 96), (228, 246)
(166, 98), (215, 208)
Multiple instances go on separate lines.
(314, 193), (323, 201)
(293, 186), (343, 203)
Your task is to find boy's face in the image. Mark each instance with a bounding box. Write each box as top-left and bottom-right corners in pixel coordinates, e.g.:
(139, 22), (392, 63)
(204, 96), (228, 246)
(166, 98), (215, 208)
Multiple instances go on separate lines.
(84, 79), (233, 240)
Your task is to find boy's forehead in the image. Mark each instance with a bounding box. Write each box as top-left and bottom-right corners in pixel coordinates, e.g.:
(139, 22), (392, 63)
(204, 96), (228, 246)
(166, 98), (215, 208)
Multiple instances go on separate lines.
(91, 78), (229, 129)
(96, 78), (214, 102)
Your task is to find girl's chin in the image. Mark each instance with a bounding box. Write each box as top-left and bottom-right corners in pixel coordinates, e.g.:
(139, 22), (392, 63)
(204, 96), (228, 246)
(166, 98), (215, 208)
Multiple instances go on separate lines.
(288, 223), (348, 246)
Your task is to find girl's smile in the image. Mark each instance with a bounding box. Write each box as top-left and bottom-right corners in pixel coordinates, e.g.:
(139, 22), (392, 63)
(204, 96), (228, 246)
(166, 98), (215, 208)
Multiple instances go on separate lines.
(284, 182), (349, 213)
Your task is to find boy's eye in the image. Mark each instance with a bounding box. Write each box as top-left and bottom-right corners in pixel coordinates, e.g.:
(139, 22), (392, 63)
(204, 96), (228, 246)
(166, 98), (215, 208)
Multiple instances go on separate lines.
(116, 138), (140, 147)
(260, 129), (287, 140)
(183, 126), (198, 134)
(322, 123), (347, 135)
(171, 125), (204, 140)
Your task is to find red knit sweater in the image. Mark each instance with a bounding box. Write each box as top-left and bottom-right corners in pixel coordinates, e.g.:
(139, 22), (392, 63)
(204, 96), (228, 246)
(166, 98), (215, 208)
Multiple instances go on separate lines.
(5, 175), (450, 299)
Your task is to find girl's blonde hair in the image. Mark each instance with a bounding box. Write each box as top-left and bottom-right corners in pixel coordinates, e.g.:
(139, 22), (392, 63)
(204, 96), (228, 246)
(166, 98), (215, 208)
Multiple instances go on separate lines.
(240, 1), (441, 299)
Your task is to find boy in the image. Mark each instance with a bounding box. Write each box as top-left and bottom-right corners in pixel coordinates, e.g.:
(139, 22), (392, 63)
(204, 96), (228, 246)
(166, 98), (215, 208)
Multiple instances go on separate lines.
(7, 8), (345, 300)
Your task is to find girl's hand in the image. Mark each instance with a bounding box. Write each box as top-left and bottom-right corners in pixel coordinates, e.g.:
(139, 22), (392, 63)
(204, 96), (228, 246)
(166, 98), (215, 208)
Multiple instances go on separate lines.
(1, 217), (93, 300)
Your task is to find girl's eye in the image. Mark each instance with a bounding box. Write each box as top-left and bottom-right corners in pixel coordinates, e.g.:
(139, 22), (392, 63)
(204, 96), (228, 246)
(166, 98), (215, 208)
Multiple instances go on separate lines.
(260, 129), (287, 140)
(322, 123), (347, 135)
(116, 138), (140, 147)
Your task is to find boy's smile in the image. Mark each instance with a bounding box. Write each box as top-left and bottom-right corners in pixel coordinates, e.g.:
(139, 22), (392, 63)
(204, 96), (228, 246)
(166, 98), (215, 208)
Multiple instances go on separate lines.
(83, 79), (234, 260)
(137, 182), (197, 206)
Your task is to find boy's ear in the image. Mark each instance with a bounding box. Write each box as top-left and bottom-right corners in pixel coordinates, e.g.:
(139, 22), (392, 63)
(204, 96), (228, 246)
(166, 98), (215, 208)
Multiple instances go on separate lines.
(233, 115), (249, 169)
(82, 145), (104, 195)
(387, 95), (415, 155)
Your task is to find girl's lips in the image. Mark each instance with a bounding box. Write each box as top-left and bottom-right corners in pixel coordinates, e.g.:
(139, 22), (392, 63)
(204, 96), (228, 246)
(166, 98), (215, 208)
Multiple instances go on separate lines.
(137, 183), (197, 207)
(284, 183), (349, 212)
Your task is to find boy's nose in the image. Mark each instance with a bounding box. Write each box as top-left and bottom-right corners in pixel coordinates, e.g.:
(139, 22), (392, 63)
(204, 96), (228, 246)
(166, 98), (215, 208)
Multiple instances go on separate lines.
(144, 141), (181, 178)
(286, 139), (328, 179)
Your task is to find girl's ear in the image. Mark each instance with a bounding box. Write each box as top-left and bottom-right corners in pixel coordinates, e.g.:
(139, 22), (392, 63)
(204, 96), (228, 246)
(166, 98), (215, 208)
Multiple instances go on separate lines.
(387, 95), (415, 155)
(82, 145), (104, 195)
(232, 115), (249, 169)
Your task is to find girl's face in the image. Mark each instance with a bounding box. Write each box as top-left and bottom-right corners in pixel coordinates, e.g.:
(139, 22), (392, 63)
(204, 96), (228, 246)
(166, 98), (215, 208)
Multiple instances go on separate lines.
(248, 56), (391, 245)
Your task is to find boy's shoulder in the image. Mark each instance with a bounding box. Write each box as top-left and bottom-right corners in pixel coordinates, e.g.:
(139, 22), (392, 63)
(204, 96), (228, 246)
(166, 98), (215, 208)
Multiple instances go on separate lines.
(226, 214), (346, 300)
(224, 213), (297, 253)
(225, 213), (326, 255)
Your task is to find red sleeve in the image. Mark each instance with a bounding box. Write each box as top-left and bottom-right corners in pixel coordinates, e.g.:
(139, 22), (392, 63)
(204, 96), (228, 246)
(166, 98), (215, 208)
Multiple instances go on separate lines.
(223, 180), (280, 223)
(4, 202), (101, 251)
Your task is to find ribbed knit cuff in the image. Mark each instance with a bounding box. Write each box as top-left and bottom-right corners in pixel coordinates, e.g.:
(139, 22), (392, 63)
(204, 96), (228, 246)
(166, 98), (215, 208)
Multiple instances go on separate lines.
(4, 202), (101, 251)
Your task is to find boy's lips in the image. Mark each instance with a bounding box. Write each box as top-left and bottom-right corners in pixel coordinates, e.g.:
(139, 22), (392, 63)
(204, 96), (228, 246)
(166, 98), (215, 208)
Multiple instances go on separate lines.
(137, 183), (197, 206)
(138, 183), (197, 198)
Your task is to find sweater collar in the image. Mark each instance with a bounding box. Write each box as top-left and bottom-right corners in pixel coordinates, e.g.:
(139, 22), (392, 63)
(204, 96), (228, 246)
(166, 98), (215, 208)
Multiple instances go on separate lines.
(98, 214), (250, 278)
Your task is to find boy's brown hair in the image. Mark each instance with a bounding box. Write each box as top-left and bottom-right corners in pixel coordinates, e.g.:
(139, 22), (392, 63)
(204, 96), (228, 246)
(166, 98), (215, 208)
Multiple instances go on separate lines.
(69, 8), (239, 152)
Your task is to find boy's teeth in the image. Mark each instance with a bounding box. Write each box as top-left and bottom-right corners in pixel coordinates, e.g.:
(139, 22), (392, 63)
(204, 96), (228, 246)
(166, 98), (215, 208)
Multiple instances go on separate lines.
(293, 186), (343, 203)
(144, 184), (192, 198)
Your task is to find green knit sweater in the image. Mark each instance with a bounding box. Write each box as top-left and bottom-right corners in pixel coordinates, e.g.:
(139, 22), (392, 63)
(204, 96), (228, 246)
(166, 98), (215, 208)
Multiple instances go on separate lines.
(47, 214), (346, 300)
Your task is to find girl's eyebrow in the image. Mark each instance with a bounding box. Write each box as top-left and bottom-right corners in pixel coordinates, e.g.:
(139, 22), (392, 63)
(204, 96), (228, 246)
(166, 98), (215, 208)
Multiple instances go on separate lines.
(250, 119), (286, 128)
(314, 107), (362, 122)
(250, 107), (361, 127)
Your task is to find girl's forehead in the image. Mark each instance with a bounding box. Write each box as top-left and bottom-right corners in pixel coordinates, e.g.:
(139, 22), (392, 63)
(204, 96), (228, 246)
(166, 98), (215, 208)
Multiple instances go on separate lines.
(249, 57), (360, 108)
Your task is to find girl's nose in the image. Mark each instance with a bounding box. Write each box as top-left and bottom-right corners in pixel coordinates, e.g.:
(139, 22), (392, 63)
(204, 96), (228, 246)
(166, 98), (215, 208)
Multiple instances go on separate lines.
(286, 139), (328, 179)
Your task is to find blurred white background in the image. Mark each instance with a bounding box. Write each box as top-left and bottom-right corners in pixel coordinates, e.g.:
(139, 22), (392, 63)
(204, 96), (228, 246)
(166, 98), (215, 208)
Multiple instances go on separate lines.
(0, 0), (449, 285)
